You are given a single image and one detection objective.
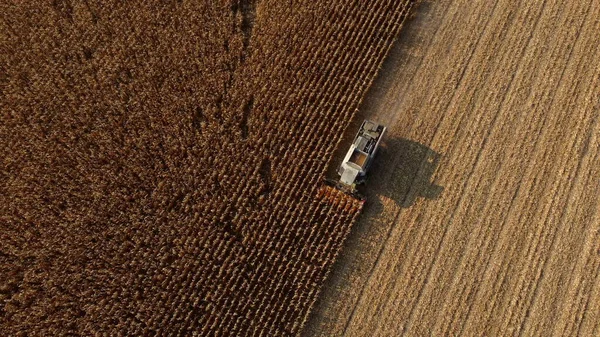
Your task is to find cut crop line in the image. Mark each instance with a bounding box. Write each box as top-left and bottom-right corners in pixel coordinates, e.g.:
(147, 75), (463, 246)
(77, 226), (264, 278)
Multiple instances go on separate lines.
(514, 114), (594, 336)
(573, 209), (600, 337)
(548, 53), (600, 337)
(593, 291), (600, 337)
(572, 231), (600, 337)
(411, 75), (507, 335)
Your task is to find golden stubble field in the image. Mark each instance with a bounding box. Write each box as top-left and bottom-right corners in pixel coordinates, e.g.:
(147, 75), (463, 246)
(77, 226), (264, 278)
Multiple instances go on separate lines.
(306, 0), (600, 336)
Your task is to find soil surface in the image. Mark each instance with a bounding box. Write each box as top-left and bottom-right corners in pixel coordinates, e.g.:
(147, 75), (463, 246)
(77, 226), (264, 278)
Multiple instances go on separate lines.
(305, 0), (600, 336)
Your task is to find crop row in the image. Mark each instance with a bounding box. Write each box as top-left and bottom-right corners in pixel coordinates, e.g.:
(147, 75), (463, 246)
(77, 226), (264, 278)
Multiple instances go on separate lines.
(1, 0), (414, 336)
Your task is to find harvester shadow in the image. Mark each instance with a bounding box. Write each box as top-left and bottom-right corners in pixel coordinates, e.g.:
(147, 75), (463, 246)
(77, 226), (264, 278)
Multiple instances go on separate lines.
(360, 137), (443, 209)
(305, 137), (443, 335)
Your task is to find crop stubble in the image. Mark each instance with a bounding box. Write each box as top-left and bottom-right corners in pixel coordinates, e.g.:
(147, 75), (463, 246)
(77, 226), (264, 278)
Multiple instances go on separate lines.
(1, 0), (415, 336)
(307, 0), (600, 336)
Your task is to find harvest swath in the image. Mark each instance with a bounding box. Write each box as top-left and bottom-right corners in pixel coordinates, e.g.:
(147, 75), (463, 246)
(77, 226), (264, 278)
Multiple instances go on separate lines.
(1, 0), (414, 335)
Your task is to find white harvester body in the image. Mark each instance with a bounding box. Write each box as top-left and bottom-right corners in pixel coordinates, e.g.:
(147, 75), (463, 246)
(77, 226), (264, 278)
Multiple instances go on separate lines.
(337, 120), (386, 191)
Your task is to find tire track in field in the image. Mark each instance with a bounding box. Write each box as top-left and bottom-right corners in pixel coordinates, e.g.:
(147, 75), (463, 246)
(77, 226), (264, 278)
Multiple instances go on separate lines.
(522, 124), (600, 336)
(569, 179), (600, 337)
(584, 265), (600, 336)
(560, 221), (600, 337)
(586, 249), (600, 337)
(509, 77), (598, 336)
(577, 116), (600, 335)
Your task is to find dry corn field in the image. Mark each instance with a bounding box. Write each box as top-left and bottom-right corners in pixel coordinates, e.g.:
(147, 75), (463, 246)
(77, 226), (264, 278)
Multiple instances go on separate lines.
(2, 0), (599, 336)
(1, 0), (415, 336)
(306, 0), (600, 336)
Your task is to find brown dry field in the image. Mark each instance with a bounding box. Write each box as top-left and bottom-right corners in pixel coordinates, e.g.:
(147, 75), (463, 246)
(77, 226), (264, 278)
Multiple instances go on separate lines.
(2, 1), (416, 336)
(306, 0), (600, 336)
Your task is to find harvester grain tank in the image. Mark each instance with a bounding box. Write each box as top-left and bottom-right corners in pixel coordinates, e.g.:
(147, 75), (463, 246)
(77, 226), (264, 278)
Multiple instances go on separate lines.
(322, 120), (385, 203)
(338, 120), (386, 187)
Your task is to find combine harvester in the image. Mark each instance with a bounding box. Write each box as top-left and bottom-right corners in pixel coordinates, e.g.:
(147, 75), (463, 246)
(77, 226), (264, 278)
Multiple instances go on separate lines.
(319, 120), (386, 206)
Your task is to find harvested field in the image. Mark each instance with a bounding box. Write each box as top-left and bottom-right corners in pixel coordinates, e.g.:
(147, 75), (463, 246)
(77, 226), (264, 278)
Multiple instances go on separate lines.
(306, 0), (600, 336)
(1, 0), (415, 336)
